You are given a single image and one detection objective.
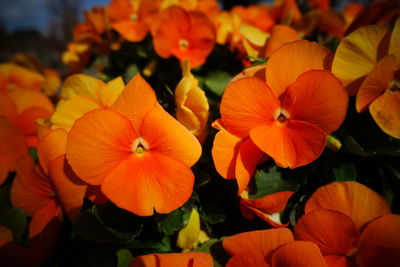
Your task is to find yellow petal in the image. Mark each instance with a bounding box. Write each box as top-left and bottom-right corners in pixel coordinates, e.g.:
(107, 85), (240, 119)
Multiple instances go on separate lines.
(389, 17), (400, 66)
(100, 77), (125, 107)
(61, 74), (105, 102)
(239, 25), (268, 47)
(177, 209), (201, 251)
(332, 25), (390, 96)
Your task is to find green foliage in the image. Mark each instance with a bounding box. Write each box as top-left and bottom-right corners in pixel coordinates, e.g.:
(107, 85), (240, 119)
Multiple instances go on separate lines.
(154, 208), (190, 236)
(193, 238), (230, 267)
(117, 249), (133, 267)
(204, 71), (232, 96)
(0, 207), (27, 244)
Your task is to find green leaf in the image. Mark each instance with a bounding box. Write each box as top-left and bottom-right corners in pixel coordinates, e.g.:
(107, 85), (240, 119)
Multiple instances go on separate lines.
(117, 249), (133, 267)
(0, 183), (11, 208)
(204, 71), (232, 96)
(124, 64), (139, 81)
(93, 203), (143, 241)
(154, 208), (184, 235)
(193, 238), (230, 267)
(28, 147), (38, 164)
(333, 162), (357, 182)
(249, 165), (300, 199)
(0, 207), (27, 244)
(74, 209), (125, 243)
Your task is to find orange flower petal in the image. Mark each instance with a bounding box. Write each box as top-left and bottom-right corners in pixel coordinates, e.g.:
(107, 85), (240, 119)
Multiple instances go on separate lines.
(332, 25), (390, 96)
(51, 95), (101, 131)
(112, 21), (148, 42)
(323, 255), (352, 267)
(235, 138), (264, 194)
(141, 104), (201, 167)
(359, 214), (400, 251)
(15, 107), (52, 138)
(29, 201), (60, 238)
(11, 157), (53, 216)
(101, 152), (194, 216)
(0, 63), (44, 90)
(37, 129), (68, 175)
(211, 128), (242, 180)
(266, 40), (333, 97)
(369, 87), (400, 138)
(271, 241), (328, 267)
(109, 0), (132, 21)
(356, 55), (397, 113)
(389, 17), (400, 66)
(221, 77), (279, 138)
(226, 255), (270, 267)
(223, 228), (294, 263)
(8, 88), (54, 114)
(85, 185), (109, 204)
(250, 120), (326, 168)
(0, 93), (17, 123)
(305, 181), (391, 230)
(111, 74), (157, 131)
(0, 117), (27, 175)
(48, 155), (86, 221)
(67, 108), (137, 185)
(294, 209), (359, 256)
(262, 25), (300, 58)
(0, 225), (13, 246)
(0, 155), (8, 185)
(130, 252), (214, 267)
(282, 70), (348, 134)
(240, 191), (293, 227)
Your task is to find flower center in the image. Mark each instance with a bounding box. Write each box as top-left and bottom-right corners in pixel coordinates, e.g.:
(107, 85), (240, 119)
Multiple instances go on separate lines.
(130, 13), (138, 21)
(389, 70), (400, 92)
(179, 39), (189, 50)
(132, 137), (149, 157)
(274, 108), (290, 124)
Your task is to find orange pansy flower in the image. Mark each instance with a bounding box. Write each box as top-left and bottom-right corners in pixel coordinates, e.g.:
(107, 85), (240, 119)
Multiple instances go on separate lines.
(175, 59), (209, 143)
(0, 63), (44, 93)
(223, 228), (328, 266)
(66, 74), (201, 216)
(214, 40), (347, 171)
(130, 251), (213, 267)
(152, 6), (216, 68)
(260, 24), (300, 58)
(109, 0), (156, 42)
(240, 190), (293, 227)
(294, 181), (399, 266)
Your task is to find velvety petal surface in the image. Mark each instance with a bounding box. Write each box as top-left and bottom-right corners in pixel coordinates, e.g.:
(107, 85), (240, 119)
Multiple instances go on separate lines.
(272, 241), (328, 267)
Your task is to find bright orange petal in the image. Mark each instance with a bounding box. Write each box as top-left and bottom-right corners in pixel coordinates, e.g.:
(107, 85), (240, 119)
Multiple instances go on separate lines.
(226, 255), (269, 267)
(282, 70), (348, 134)
(48, 155), (86, 221)
(112, 21), (148, 42)
(235, 138), (264, 194)
(305, 181), (391, 230)
(141, 104), (201, 167)
(11, 156), (53, 216)
(211, 128), (242, 180)
(323, 256), (352, 267)
(240, 191), (293, 227)
(223, 228), (294, 263)
(266, 40), (333, 97)
(221, 77), (279, 138)
(250, 120), (326, 168)
(332, 25), (390, 96)
(356, 55), (397, 113)
(66, 108), (137, 185)
(130, 252), (213, 267)
(42, 68), (61, 96)
(262, 25), (300, 58)
(37, 128), (68, 175)
(272, 241), (328, 267)
(101, 152), (194, 216)
(357, 214), (400, 267)
(389, 17), (400, 66)
(1, 63), (44, 90)
(294, 209), (359, 256)
(369, 87), (400, 138)
(111, 74), (157, 131)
